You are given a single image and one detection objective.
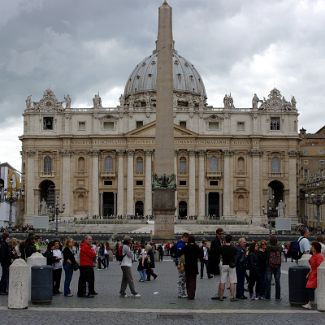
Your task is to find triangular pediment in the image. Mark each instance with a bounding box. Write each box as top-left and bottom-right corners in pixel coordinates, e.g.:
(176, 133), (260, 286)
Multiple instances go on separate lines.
(126, 121), (198, 137)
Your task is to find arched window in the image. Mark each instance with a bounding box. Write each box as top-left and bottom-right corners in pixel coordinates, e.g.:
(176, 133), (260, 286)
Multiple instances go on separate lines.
(179, 157), (187, 174)
(104, 156), (113, 172)
(209, 156), (218, 172)
(135, 157), (144, 174)
(78, 157), (85, 172)
(238, 157), (245, 173)
(44, 156), (52, 175)
(271, 157), (281, 173)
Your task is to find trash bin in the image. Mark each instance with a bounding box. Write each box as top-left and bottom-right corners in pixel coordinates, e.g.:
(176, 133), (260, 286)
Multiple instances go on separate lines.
(31, 265), (53, 304)
(288, 265), (309, 306)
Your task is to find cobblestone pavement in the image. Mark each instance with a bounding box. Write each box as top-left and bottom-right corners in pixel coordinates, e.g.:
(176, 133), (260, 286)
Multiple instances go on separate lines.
(0, 259), (322, 324)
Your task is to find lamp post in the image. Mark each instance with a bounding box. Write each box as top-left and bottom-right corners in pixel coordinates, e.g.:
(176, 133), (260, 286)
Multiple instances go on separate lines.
(49, 196), (65, 236)
(305, 193), (325, 233)
(3, 178), (24, 232)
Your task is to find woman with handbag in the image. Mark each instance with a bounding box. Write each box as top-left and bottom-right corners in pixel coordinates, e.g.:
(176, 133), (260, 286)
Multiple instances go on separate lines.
(63, 238), (78, 297)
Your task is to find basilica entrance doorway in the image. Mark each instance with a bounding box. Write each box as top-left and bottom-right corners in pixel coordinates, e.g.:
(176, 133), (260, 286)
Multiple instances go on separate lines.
(179, 201), (187, 219)
(267, 180), (284, 219)
(208, 192), (220, 219)
(39, 180), (55, 208)
(103, 192), (114, 217)
(135, 201), (144, 218)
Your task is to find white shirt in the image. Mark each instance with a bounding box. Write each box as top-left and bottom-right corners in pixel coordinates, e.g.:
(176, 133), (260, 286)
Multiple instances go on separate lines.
(298, 236), (311, 254)
(203, 247), (208, 260)
(52, 249), (63, 270)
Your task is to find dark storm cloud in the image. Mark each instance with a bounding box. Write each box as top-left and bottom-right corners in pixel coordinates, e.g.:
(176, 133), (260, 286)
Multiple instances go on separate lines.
(1, 0), (325, 169)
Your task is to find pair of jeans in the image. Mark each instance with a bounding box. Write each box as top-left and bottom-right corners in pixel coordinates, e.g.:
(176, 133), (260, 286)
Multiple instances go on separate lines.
(236, 267), (246, 298)
(120, 266), (137, 295)
(63, 263), (73, 296)
(53, 268), (62, 293)
(265, 266), (281, 299)
(0, 263), (9, 293)
(138, 270), (146, 281)
(200, 259), (210, 278)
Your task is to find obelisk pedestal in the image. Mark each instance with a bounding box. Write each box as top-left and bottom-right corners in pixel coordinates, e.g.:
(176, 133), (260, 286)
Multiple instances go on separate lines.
(152, 1), (176, 239)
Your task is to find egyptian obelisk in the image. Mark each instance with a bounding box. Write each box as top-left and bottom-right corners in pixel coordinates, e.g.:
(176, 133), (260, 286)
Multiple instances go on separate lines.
(153, 0), (176, 239)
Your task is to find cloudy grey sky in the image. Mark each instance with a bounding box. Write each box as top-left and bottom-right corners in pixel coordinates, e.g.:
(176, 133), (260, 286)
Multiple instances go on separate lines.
(1, 0), (325, 170)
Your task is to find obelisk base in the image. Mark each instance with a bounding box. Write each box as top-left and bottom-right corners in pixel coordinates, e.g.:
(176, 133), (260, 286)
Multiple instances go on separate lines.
(153, 189), (175, 240)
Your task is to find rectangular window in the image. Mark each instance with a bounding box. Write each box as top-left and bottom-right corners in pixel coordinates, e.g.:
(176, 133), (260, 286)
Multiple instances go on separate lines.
(78, 121), (86, 130)
(104, 180), (112, 186)
(209, 121), (220, 130)
(43, 117), (54, 130)
(136, 121), (143, 128)
(303, 169), (309, 179)
(179, 180), (187, 186)
(136, 180), (143, 186)
(237, 121), (245, 131)
(179, 121), (187, 128)
(210, 181), (218, 186)
(103, 121), (115, 130)
(270, 117), (280, 130)
(320, 160), (325, 167)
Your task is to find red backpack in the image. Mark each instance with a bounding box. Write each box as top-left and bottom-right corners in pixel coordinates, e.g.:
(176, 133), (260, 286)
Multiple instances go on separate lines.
(269, 250), (281, 269)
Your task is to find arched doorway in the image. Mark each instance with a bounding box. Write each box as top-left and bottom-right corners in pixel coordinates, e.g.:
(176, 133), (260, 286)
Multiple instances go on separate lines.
(208, 192), (220, 219)
(268, 180), (284, 218)
(39, 180), (56, 208)
(179, 201), (187, 219)
(135, 201), (144, 218)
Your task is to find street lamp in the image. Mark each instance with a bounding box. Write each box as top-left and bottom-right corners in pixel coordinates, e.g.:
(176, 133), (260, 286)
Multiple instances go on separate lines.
(305, 192), (325, 233)
(49, 196), (65, 235)
(3, 178), (24, 232)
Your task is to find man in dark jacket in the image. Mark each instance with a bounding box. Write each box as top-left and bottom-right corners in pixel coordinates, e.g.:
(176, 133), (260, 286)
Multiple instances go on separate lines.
(200, 240), (212, 279)
(0, 232), (10, 295)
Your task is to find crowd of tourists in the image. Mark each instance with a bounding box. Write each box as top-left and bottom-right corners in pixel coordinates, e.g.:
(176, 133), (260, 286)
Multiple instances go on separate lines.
(0, 227), (324, 309)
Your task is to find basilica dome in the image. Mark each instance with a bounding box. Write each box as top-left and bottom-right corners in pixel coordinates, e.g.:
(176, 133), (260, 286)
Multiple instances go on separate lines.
(124, 49), (207, 98)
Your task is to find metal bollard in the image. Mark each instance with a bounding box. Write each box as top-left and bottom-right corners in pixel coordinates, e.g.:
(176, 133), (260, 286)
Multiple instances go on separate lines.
(27, 252), (47, 301)
(8, 259), (29, 309)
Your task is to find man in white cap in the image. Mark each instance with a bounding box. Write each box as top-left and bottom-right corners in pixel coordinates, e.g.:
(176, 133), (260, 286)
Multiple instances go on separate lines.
(119, 236), (141, 298)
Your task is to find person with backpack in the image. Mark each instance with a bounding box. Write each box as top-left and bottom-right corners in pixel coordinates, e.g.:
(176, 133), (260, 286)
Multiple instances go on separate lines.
(265, 235), (282, 300)
(298, 227), (311, 256)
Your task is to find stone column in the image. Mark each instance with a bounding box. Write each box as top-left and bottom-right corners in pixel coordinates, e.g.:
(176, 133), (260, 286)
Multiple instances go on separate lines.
(117, 151), (125, 217)
(61, 150), (71, 218)
(91, 150), (99, 216)
(188, 150), (196, 217)
(152, 1), (175, 239)
(144, 150), (152, 217)
(26, 150), (36, 220)
(250, 150), (263, 224)
(223, 150), (233, 219)
(198, 151), (205, 220)
(127, 150), (134, 216)
(288, 151), (298, 223)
